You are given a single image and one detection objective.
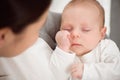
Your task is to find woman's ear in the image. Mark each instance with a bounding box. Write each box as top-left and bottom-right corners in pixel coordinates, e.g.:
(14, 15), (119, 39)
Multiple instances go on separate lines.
(0, 28), (8, 48)
(101, 26), (107, 39)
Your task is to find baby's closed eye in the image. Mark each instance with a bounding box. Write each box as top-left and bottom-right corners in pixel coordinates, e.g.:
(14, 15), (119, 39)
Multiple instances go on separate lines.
(0, 75), (9, 80)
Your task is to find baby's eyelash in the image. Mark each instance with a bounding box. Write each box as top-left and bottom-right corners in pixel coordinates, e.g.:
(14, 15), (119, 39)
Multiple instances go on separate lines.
(62, 28), (72, 31)
(82, 28), (91, 32)
(0, 75), (8, 77)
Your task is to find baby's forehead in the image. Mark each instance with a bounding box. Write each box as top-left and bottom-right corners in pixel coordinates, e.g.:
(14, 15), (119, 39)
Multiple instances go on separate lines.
(63, 1), (101, 20)
(63, 0), (104, 26)
(65, 0), (101, 13)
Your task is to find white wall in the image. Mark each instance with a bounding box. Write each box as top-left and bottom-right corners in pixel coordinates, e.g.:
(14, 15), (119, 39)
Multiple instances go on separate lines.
(50, 0), (111, 36)
(50, 0), (71, 13)
(97, 0), (111, 37)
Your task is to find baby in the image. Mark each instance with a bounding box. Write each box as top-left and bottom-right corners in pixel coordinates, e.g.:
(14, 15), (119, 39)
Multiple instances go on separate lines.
(54, 0), (120, 80)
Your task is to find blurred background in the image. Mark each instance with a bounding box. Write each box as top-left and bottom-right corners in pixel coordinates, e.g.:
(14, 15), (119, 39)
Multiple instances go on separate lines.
(50, 0), (120, 49)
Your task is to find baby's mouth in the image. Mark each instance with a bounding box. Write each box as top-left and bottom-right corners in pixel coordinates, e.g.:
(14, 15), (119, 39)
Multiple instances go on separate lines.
(71, 43), (82, 47)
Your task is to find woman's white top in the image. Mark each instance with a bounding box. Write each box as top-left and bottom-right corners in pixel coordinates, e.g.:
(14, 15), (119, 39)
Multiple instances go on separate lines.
(0, 38), (55, 80)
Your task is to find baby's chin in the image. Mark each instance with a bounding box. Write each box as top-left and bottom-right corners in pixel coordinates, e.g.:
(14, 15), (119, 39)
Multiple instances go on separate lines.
(73, 49), (91, 56)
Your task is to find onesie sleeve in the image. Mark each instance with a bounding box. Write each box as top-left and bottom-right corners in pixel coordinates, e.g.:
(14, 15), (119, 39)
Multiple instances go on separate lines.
(82, 39), (120, 80)
(50, 46), (76, 80)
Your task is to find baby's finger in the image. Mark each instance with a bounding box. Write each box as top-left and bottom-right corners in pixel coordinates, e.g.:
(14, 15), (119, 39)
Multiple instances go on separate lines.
(71, 71), (81, 79)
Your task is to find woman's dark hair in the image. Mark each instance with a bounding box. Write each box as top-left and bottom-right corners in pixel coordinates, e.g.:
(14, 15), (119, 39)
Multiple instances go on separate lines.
(0, 0), (52, 34)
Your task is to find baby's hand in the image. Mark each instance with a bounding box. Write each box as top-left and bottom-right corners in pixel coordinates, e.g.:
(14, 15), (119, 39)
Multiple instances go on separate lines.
(55, 30), (71, 52)
(70, 63), (84, 80)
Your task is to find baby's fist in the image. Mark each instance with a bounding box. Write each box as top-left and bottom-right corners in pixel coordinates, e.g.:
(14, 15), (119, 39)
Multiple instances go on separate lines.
(55, 30), (71, 52)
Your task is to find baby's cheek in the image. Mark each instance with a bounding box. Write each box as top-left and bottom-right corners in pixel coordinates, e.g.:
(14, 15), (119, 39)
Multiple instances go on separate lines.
(86, 41), (99, 50)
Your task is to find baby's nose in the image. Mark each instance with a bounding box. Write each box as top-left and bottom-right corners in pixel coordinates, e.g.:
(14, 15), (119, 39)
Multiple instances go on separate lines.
(71, 30), (80, 38)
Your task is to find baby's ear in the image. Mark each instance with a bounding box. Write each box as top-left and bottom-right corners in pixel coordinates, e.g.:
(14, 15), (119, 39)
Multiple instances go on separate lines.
(101, 26), (107, 39)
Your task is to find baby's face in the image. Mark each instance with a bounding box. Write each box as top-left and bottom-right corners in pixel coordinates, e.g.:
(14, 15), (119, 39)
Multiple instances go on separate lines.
(61, 4), (106, 56)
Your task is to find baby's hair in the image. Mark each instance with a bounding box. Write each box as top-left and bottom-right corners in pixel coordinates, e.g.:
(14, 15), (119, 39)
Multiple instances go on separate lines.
(64, 0), (105, 27)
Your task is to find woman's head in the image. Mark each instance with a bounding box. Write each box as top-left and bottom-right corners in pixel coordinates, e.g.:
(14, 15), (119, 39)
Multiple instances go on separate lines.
(0, 0), (52, 57)
(61, 0), (106, 56)
(0, 0), (51, 34)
